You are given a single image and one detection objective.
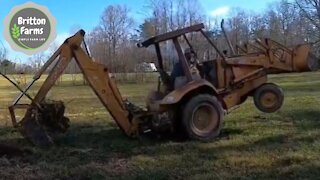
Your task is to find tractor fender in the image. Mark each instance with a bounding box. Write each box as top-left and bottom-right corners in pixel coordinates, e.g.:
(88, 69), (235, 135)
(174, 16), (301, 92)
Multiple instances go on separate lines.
(160, 79), (219, 106)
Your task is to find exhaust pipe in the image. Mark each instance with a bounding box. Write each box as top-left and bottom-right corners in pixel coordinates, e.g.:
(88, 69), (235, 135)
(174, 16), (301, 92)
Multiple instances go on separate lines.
(221, 19), (236, 56)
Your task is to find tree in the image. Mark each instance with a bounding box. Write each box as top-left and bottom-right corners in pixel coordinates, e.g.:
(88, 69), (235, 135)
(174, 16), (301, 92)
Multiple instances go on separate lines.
(0, 59), (15, 74)
(0, 41), (7, 63)
(295, 0), (320, 39)
(99, 5), (134, 72)
(250, 13), (268, 39)
(270, 0), (301, 45)
(145, 0), (204, 34)
(139, 19), (157, 39)
(30, 52), (45, 71)
(226, 9), (251, 46)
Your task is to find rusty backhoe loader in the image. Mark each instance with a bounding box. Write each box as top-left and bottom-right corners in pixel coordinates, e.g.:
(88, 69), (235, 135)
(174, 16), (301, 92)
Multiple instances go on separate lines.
(7, 23), (318, 146)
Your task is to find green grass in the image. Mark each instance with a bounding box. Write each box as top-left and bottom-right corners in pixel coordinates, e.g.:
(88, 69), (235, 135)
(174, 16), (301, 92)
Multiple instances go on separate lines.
(0, 72), (320, 179)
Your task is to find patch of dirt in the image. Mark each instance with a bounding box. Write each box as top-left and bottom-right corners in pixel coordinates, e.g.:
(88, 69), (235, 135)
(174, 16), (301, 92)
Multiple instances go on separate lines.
(20, 100), (70, 147)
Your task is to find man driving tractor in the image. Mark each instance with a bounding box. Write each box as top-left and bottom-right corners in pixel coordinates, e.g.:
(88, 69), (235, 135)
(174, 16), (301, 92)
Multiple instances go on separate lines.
(170, 48), (199, 87)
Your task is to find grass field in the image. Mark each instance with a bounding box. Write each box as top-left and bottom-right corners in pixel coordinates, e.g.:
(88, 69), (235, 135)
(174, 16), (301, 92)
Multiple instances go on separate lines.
(0, 72), (320, 179)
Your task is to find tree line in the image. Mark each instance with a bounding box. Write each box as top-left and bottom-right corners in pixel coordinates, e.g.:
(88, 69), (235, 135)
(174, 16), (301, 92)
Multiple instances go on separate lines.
(1, 0), (319, 74)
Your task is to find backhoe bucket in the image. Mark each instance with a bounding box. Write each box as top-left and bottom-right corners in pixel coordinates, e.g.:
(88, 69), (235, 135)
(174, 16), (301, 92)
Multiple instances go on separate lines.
(19, 100), (70, 146)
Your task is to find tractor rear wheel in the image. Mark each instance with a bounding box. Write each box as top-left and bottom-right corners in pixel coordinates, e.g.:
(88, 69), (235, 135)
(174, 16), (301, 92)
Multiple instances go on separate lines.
(253, 83), (284, 113)
(182, 94), (224, 141)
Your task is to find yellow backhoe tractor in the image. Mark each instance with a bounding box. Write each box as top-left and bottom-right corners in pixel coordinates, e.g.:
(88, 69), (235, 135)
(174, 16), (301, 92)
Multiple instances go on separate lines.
(6, 23), (318, 146)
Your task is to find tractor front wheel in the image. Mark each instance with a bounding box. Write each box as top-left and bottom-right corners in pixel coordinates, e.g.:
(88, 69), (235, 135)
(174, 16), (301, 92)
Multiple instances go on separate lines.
(253, 83), (284, 113)
(182, 94), (224, 141)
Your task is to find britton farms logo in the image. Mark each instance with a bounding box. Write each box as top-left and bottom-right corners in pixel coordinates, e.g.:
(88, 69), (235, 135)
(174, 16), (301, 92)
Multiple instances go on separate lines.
(3, 2), (56, 55)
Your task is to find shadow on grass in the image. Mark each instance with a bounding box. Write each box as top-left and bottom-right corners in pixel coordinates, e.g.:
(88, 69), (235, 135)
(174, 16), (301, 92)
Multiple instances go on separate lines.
(283, 109), (320, 130)
(199, 133), (320, 179)
(219, 128), (243, 139)
(1, 119), (319, 179)
(52, 122), (186, 157)
(0, 126), (32, 147)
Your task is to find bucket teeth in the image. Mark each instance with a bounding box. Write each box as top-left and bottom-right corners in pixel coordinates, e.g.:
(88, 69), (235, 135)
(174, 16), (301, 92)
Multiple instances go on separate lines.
(19, 100), (70, 147)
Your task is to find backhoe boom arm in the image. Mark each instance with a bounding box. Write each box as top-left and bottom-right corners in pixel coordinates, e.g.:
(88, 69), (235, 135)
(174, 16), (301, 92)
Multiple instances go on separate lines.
(9, 30), (137, 140)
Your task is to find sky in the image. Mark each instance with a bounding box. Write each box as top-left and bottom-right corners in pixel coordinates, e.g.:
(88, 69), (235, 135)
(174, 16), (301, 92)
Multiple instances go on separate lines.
(0, 0), (277, 63)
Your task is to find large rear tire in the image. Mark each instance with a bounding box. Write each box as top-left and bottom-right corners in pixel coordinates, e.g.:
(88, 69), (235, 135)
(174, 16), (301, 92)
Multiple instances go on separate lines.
(182, 94), (224, 141)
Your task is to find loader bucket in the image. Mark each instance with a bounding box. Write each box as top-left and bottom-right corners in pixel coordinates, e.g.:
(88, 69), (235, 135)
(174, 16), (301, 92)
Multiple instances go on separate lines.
(19, 100), (70, 146)
(292, 44), (319, 72)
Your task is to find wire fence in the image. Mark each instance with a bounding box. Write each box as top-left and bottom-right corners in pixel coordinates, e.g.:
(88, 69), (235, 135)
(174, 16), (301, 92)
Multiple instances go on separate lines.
(0, 72), (159, 88)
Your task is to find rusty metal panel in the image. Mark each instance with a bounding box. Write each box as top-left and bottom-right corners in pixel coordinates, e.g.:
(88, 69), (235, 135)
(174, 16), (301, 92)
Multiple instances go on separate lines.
(160, 79), (218, 105)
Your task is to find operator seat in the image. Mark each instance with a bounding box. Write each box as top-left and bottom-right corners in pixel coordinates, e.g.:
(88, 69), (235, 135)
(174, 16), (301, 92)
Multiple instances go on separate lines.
(202, 60), (218, 87)
(174, 64), (201, 89)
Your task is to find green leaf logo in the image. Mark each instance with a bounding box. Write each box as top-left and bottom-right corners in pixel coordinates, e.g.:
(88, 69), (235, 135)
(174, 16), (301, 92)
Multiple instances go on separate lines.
(11, 24), (20, 39)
